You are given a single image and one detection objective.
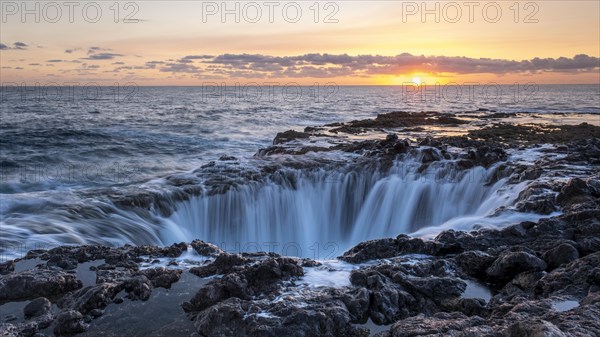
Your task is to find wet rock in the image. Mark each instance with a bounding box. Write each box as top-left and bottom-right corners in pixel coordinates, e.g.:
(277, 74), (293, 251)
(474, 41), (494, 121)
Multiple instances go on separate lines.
(455, 250), (496, 279)
(58, 283), (122, 315)
(0, 323), (20, 337)
(46, 256), (78, 270)
(164, 242), (188, 258)
(542, 243), (580, 270)
(53, 310), (88, 336)
(535, 252), (600, 298)
(557, 178), (592, 208)
(340, 238), (399, 263)
(23, 298), (51, 319)
(190, 253), (247, 278)
(122, 275), (152, 301)
(89, 309), (103, 318)
(194, 297), (368, 337)
(0, 260), (15, 275)
(190, 240), (224, 257)
(419, 148), (441, 163)
(0, 269), (82, 301)
(183, 257), (303, 313)
(486, 251), (546, 284)
(377, 312), (489, 337)
(136, 267), (182, 289)
(273, 130), (309, 145)
(507, 320), (567, 337)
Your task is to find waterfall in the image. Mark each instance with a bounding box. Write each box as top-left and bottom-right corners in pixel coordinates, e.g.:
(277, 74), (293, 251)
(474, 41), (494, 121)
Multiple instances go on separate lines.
(160, 158), (539, 259)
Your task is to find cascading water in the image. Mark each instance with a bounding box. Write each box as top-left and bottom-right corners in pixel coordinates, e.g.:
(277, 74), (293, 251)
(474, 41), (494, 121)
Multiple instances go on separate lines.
(160, 156), (540, 258)
(0, 148), (555, 260)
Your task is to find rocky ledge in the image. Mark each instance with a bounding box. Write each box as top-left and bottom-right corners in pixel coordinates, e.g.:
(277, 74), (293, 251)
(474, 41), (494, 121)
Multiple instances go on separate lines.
(1, 112), (599, 337)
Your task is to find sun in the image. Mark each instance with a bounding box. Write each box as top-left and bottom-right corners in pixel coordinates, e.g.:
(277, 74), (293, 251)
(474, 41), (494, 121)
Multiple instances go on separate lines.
(411, 77), (422, 85)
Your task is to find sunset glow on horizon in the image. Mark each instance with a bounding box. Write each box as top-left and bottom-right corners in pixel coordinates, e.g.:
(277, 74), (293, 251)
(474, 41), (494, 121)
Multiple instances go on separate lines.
(1, 1), (599, 85)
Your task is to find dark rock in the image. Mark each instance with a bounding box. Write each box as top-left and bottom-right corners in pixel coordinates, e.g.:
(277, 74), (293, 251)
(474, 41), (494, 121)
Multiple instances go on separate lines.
(0, 323), (20, 337)
(46, 256), (78, 270)
(89, 309), (103, 318)
(122, 275), (152, 301)
(273, 130), (309, 145)
(379, 312), (489, 337)
(0, 261), (15, 275)
(58, 282), (122, 315)
(486, 251), (546, 284)
(164, 242), (187, 258)
(536, 252), (600, 297)
(190, 240), (224, 257)
(455, 250), (495, 279)
(218, 155), (237, 161)
(190, 253), (247, 278)
(542, 243), (580, 270)
(557, 178), (591, 208)
(0, 269), (82, 301)
(136, 267), (182, 288)
(194, 297), (368, 337)
(507, 320), (567, 337)
(419, 148), (441, 163)
(183, 257), (303, 313)
(53, 310), (88, 336)
(23, 297), (51, 319)
(339, 238), (399, 263)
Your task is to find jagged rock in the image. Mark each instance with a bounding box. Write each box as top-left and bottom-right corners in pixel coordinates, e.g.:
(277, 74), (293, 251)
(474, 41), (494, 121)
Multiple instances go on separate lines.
(46, 256), (78, 270)
(122, 275), (152, 301)
(507, 320), (567, 337)
(190, 240), (225, 257)
(183, 257), (303, 313)
(535, 252), (600, 298)
(557, 178), (592, 208)
(136, 267), (182, 288)
(376, 312), (490, 337)
(58, 283), (122, 315)
(194, 297), (368, 337)
(0, 269), (82, 301)
(190, 253), (247, 277)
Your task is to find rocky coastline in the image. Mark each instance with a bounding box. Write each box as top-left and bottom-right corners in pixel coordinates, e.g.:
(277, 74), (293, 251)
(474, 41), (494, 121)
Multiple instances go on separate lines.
(1, 111), (599, 336)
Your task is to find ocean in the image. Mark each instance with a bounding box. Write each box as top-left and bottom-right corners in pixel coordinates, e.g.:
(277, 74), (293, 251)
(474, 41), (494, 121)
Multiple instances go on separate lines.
(1, 84), (599, 260)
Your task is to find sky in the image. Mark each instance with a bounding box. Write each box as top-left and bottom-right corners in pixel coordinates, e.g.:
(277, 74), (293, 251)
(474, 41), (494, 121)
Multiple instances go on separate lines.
(1, 0), (599, 85)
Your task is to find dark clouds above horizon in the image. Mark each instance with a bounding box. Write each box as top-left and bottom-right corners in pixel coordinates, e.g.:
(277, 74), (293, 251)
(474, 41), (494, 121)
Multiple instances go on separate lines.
(145, 52), (600, 78)
(5, 48), (600, 80)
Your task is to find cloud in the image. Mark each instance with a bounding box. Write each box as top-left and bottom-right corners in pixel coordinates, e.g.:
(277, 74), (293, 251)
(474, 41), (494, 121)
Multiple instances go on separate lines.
(159, 62), (200, 73)
(83, 53), (124, 60)
(0, 42), (28, 50)
(182, 55), (214, 60)
(47, 59), (64, 63)
(200, 53), (600, 77)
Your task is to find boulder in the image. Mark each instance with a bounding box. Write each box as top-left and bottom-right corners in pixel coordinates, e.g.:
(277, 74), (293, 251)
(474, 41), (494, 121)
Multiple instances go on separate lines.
(486, 251), (547, 283)
(53, 310), (88, 336)
(23, 297), (51, 319)
(0, 269), (82, 301)
(542, 243), (580, 270)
